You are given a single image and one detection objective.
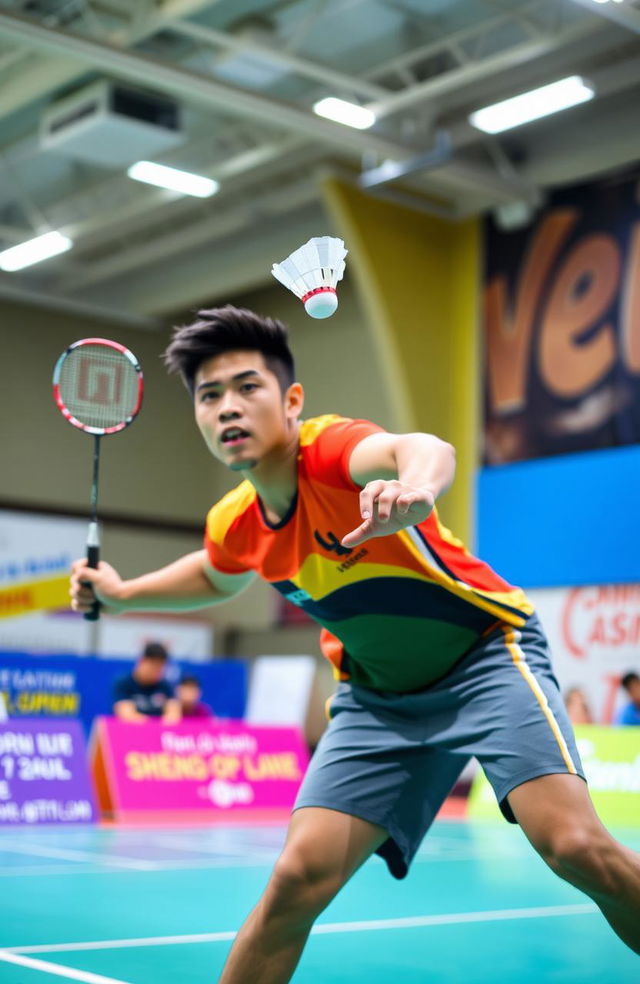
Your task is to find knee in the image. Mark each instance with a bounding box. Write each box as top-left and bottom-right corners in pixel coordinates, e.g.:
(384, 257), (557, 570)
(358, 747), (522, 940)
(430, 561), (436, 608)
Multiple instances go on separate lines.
(538, 826), (617, 894)
(264, 848), (344, 923)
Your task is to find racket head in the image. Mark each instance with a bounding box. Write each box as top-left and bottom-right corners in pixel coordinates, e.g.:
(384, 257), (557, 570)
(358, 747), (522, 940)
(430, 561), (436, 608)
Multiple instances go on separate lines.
(53, 337), (143, 435)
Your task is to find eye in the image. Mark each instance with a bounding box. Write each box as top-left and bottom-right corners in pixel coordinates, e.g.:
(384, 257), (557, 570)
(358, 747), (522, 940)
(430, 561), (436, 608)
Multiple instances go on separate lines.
(240, 383), (257, 393)
(200, 391), (219, 403)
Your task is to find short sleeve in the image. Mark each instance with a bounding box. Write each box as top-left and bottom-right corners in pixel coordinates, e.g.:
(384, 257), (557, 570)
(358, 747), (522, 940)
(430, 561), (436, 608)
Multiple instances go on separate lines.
(303, 417), (385, 489)
(203, 482), (257, 575)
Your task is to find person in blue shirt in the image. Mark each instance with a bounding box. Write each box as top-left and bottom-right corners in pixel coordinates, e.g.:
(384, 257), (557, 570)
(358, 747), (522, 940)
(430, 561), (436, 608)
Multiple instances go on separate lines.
(112, 641), (181, 724)
(615, 672), (640, 725)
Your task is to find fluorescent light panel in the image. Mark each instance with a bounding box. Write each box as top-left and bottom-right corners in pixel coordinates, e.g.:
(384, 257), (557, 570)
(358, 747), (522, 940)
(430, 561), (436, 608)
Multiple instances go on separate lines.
(127, 161), (219, 198)
(313, 97), (376, 130)
(469, 76), (594, 134)
(0, 231), (72, 272)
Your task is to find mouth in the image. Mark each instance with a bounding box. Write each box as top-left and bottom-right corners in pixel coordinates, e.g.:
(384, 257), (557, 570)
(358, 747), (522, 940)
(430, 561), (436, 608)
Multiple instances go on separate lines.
(220, 426), (251, 448)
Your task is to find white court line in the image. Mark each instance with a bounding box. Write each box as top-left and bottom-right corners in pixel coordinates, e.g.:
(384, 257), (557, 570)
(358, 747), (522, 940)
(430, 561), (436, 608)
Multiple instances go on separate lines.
(0, 950), (132, 984)
(0, 840), (159, 871)
(6, 903), (598, 955)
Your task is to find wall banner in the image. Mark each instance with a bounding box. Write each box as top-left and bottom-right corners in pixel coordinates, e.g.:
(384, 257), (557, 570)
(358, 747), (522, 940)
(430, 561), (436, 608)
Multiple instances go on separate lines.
(0, 653), (247, 733)
(483, 170), (640, 464)
(468, 726), (640, 828)
(0, 510), (86, 620)
(529, 584), (640, 723)
(91, 717), (309, 822)
(0, 720), (96, 825)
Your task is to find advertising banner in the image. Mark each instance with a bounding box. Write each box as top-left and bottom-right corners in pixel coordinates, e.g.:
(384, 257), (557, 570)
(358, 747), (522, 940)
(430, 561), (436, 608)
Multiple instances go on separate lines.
(468, 726), (640, 827)
(91, 717), (309, 822)
(529, 584), (640, 722)
(0, 719), (96, 825)
(0, 510), (86, 620)
(483, 170), (640, 464)
(0, 653), (247, 733)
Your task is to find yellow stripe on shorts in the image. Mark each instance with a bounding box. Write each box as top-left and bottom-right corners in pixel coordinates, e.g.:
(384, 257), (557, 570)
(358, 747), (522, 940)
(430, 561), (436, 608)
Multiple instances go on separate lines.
(502, 627), (578, 775)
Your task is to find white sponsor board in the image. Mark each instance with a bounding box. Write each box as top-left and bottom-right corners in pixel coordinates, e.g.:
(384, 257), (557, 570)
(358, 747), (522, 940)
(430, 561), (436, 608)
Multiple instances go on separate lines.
(0, 510), (213, 660)
(529, 584), (640, 723)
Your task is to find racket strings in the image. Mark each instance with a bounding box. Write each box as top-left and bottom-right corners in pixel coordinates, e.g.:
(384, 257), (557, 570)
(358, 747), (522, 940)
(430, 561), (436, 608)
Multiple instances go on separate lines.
(57, 344), (140, 430)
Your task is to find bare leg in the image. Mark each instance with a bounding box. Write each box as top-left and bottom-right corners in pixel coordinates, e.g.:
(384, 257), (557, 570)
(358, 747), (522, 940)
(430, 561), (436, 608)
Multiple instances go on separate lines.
(217, 807), (387, 984)
(508, 773), (640, 954)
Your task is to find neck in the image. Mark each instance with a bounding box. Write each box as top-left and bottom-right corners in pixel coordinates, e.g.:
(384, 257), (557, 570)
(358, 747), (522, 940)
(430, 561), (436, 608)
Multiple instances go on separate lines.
(242, 422), (301, 524)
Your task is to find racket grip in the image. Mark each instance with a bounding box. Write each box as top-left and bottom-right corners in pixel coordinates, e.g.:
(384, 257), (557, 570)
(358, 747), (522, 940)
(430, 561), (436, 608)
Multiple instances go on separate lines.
(83, 543), (101, 622)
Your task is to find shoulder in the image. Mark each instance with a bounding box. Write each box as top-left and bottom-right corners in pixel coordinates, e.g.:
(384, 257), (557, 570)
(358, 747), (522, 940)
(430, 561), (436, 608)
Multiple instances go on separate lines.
(206, 481), (257, 546)
(300, 414), (385, 487)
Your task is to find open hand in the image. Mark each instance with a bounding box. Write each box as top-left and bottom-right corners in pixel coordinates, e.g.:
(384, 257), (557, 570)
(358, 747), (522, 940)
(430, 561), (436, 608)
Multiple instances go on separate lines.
(341, 480), (435, 548)
(70, 559), (126, 614)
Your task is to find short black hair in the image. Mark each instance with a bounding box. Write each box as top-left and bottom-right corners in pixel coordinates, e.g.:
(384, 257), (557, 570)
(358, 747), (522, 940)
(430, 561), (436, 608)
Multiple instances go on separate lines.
(179, 674), (201, 687)
(621, 671), (640, 690)
(142, 642), (169, 662)
(164, 305), (295, 396)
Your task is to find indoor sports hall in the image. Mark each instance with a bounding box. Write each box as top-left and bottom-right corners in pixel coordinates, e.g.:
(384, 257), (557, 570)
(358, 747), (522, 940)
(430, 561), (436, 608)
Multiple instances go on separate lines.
(0, 2), (639, 983)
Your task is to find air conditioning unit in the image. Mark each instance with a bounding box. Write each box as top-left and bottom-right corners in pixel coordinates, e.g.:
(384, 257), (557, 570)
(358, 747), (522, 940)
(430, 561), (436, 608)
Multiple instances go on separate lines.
(41, 80), (184, 167)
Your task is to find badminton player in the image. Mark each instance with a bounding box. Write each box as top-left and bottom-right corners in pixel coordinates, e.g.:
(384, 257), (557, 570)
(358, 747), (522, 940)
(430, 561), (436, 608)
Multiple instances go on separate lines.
(70, 307), (640, 981)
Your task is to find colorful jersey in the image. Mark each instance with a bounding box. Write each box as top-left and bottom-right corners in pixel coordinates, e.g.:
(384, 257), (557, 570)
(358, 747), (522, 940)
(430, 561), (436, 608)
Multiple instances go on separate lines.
(204, 415), (534, 692)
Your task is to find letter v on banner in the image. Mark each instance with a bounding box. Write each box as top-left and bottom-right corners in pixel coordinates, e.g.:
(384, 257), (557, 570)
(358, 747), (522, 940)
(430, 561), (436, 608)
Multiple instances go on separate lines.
(484, 210), (577, 413)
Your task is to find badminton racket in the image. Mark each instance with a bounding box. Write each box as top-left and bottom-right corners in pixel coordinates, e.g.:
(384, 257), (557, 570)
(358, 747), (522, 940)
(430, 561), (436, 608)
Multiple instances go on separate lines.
(53, 338), (143, 620)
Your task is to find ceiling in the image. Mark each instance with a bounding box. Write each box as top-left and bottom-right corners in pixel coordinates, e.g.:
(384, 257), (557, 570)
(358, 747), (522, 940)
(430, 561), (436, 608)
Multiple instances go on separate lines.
(0, 0), (639, 328)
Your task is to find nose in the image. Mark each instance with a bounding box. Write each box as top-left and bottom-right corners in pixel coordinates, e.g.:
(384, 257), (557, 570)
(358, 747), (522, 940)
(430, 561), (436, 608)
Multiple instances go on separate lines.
(217, 392), (241, 421)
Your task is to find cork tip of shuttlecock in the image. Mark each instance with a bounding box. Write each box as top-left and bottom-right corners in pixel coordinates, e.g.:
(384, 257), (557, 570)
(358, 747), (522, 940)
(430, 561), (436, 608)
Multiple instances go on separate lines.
(303, 289), (338, 319)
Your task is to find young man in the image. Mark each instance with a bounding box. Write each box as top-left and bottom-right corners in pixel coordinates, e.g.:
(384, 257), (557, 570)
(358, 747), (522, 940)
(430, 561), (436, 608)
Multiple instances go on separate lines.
(71, 306), (640, 981)
(112, 641), (181, 724)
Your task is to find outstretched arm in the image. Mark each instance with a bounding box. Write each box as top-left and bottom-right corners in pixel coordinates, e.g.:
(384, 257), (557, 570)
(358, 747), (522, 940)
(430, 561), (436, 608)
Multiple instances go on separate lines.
(342, 432), (456, 548)
(70, 549), (254, 614)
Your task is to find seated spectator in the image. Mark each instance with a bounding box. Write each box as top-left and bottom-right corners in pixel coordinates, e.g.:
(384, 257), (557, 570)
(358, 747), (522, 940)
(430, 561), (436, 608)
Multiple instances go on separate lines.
(176, 674), (214, 719)
(614, 671), (640, 725)
(113, 642), (181, 724)
(564, 686), (594, 725)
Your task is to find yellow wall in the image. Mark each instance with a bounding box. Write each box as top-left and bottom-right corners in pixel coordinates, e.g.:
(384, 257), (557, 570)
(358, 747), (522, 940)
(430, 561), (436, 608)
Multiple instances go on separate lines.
(322, 179), (480, 543)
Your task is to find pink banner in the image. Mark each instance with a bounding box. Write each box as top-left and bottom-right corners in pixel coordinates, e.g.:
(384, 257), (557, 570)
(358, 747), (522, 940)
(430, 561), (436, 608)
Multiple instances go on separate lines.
(92, 717), (309, 822)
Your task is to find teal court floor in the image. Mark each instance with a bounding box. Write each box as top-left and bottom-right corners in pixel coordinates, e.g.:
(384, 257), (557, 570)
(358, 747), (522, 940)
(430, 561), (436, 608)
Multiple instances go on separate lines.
(0, 819), (638, 983)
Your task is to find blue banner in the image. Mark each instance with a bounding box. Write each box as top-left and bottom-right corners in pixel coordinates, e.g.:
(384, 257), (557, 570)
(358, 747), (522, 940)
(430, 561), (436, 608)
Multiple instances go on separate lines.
(0, 652), (247, 734)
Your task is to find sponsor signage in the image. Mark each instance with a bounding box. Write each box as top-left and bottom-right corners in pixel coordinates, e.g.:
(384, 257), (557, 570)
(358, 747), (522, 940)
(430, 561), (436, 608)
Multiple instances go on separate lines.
(483, 170), (640, 464)
(529, 584), (640, 722)
(468, 726), (640, 827)
(90, 717), (308, 822)
(0, 720), (96, 825)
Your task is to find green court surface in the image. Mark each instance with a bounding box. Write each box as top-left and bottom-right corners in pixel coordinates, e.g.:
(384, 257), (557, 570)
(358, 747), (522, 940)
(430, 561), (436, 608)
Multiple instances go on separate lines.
(0, 820), (637, 983)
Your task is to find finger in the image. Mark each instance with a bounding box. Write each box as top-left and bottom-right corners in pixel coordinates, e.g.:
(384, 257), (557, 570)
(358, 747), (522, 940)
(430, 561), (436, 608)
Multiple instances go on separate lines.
(341, 519), (373, 548)
(359, 481), (386, 520)
(395, 493), (420, 515)
(375, 489), (403, 522)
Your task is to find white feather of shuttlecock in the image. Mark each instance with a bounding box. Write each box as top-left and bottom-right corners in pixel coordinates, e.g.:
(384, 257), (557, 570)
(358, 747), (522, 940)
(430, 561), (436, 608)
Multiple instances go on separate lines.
(271, 237), (347, 318)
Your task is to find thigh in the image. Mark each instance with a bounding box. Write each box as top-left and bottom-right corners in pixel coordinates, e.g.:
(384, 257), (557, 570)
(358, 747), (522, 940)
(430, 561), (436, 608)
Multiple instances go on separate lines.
(283, 806), (387, 882)
(507, 772), (606, 854)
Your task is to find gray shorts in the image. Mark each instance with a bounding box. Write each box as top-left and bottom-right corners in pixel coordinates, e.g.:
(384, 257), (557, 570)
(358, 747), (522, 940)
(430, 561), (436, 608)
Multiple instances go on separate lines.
(294, 614), (585, 879)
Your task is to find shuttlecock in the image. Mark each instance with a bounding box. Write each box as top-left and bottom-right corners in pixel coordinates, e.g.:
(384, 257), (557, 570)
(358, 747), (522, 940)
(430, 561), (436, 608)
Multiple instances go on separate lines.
(271, 236), (347, 319)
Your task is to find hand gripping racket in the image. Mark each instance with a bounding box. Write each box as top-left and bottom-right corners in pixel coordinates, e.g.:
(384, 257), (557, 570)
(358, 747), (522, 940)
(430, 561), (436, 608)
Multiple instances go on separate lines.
(53, 338), (143, 620)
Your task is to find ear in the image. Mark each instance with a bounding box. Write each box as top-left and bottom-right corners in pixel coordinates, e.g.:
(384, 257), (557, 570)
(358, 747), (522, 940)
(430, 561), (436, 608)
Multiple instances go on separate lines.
(284, 382), (304, 422)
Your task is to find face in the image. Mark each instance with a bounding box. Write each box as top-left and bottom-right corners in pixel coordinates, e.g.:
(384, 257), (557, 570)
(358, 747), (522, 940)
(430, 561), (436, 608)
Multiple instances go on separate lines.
(194, 350), (303, 472)
(135, 658), (167, 685)
(627, 679), (640, 707)
(178, 683), (200, 706)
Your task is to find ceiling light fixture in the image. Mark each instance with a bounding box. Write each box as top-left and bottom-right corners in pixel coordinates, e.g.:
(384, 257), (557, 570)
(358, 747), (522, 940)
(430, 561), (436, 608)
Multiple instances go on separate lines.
(127, 161), (220, 198)
(0, 231), (73, 272)
(313, 97), (376, 130)
(469, 76), (594, 134)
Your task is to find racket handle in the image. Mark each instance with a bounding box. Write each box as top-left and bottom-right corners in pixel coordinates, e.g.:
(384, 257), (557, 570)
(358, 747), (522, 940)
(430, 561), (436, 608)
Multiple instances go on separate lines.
(82, 542), (101, 622)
